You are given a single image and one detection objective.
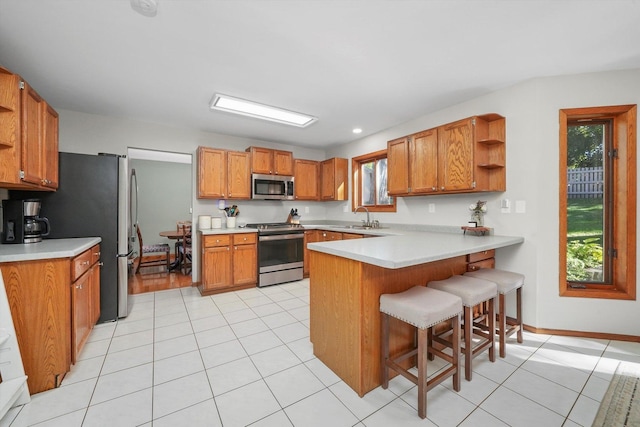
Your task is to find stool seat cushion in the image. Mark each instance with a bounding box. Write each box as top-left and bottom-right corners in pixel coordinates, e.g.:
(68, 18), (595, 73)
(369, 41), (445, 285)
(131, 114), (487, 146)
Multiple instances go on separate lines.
(464, 269), (524, 294)
(380, 286), (462, 330)
(428, 275), (497, 307)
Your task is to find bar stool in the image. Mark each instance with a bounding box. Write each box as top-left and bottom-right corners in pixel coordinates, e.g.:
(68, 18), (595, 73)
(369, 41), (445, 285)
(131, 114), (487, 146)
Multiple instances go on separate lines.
(464, 268), (524, 358)
(380, 286), (463, 419)
(427, 275), (497, 381)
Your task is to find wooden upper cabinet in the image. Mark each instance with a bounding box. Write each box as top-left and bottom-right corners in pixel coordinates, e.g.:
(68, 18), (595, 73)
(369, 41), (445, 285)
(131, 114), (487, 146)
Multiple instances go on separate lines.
(387, 136), (410, 195)
(197, 147), (251, 200)
(320, 157), (348, 201)
(294, 159), (319, 200)
(273, 150), (294, 175)
(411, 129), (439, 193)
(20, 81), (44, 187)
(246, 146), (293, 175)
(0, 67), (59, 191)
(387, 114), (505, 196)
(42, 102), (59, 189)
(227, 150), (251, 199)
(438, 118), (474, 192)
(197, 147), (226, 198)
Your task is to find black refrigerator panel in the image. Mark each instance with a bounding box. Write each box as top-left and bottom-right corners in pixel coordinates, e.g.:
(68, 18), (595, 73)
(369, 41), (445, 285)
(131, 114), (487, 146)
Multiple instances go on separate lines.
(11, 152), (122, 323)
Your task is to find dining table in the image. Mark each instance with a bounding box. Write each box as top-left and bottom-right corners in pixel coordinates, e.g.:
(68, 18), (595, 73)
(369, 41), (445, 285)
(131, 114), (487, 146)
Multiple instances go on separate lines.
(159, 230), (184, 271)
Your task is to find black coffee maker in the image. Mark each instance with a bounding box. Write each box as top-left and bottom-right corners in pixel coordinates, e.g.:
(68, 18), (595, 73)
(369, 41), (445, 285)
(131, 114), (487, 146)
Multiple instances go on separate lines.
(1, 199), (50, 244)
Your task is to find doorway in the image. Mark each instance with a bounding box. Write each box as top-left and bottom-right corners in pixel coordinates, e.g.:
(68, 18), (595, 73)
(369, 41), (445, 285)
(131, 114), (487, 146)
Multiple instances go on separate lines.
(127, 148), (193, 294)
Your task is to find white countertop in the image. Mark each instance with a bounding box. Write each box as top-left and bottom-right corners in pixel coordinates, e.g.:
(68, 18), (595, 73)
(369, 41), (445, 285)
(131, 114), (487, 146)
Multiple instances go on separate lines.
(0, 237), (102, 263)
(307, 229), (524, 269)
(199, 228), (258, 235)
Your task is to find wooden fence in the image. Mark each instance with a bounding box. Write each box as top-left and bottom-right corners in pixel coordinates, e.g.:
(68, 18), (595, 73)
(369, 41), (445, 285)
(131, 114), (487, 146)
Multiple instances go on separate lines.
(567, 167), (603, 198)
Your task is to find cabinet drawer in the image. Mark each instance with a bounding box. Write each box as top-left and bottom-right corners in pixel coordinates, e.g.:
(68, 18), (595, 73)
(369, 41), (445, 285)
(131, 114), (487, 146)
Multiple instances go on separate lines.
(233, 233), (256, 245)
(467, 249), (495, 263)
(72, 248), (92, 281)
(203, 234), (231, 248)
(90, 244), (101, 265)
(467, 258), (495, 272)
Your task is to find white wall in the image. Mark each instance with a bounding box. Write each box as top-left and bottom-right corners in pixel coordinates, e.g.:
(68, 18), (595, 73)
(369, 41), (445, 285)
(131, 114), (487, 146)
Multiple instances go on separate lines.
(326, 68), (640, 337)
(58, 68), (640, 336)
(57, 110), (328, 280)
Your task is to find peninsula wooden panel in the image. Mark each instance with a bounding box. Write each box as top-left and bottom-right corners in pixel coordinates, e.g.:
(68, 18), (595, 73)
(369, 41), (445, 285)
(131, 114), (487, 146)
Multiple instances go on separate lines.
(309, 251), (467, 396)
(1, 259), (71, 394)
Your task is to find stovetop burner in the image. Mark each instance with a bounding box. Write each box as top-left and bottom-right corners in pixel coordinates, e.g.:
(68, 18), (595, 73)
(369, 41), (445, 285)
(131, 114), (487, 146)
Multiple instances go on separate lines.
(245, 222), (305, 233)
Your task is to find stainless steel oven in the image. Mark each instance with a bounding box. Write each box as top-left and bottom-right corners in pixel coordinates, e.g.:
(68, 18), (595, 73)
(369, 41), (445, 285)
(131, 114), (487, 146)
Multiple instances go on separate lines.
(246, 223), (304, 287)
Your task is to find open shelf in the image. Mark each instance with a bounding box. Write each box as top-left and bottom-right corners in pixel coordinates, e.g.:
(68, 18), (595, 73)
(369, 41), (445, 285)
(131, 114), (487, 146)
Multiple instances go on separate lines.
(477, 138), (504, 145)
(477, 163), (504, 169)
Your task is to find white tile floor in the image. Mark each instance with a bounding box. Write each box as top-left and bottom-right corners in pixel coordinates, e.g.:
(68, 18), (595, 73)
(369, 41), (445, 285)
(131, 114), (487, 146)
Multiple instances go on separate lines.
(2, 278), (639, 427)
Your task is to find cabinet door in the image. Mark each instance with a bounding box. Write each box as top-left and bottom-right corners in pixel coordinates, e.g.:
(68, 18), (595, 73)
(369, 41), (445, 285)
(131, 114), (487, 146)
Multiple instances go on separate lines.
(90, 263), (101, 326)
(320, 230), (342, 241)
(294, 159), (319, 200)
(341, 232), (364, 240)
(72, 271), (91, 364)
(320, 158), (348, 201)
(201, 246), (232, 291)
(387, 137), (410, 195)
(273, 150), (293, 175)
(197, 147), (226, 198)
(0, 259), (70, 394)
(233, 243), (257, 286)
(227, 151), (251, 199)
(248, 146), (273, 174)
(303, 229), (320, 276)
(41, 102), (59, 189)
(410, 129), (438, 194)
(20, 81), (44, 186)
(438, 118), (474, 192)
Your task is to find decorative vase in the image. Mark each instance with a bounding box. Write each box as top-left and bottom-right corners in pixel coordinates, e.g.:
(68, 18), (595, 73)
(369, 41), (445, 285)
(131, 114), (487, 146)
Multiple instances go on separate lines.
(471, 212), (484, 227)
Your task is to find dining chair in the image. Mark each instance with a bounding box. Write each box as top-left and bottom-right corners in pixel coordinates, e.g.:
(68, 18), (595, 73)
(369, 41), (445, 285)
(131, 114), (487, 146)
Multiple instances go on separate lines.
(135, 225), (170, 274)
(177, 223), (192, 275)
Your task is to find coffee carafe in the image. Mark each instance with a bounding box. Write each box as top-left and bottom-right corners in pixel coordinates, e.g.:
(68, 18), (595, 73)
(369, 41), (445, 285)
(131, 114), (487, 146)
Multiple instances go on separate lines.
(1, 199), (50, 244)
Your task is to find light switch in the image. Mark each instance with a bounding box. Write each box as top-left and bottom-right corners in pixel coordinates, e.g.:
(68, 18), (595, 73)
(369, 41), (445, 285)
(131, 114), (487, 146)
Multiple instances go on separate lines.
(501, 198), (511, 214)
(428, 203), (435, 213)
(304, 206), (309, 214)
(343, 205), (349, 213)
(515, 200), (526, 213)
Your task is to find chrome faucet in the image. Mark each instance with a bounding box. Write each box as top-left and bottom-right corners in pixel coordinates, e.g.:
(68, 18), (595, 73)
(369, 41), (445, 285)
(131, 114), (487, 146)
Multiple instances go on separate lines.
(354, 205), (371, 227)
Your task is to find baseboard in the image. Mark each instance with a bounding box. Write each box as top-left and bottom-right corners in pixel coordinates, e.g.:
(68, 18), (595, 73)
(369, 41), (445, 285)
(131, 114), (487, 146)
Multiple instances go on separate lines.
(523, 323), (640, 343)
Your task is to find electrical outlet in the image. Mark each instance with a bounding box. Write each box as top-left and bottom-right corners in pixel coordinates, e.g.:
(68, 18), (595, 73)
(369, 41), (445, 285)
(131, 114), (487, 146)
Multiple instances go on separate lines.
(515, 200), (526, 213)
(304, 206), (309, 214)
(428, 203), (435, 213)
(500, 198), (511, 214)
(343, 205), (349, 213)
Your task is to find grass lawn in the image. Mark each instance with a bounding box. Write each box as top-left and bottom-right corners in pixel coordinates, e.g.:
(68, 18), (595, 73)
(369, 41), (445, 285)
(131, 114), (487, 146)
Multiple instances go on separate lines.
(567, 197), (603, 244)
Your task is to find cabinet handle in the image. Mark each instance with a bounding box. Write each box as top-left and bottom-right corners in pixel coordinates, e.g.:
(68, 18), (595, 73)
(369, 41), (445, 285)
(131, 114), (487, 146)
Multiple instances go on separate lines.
(99, 262), (104, 266)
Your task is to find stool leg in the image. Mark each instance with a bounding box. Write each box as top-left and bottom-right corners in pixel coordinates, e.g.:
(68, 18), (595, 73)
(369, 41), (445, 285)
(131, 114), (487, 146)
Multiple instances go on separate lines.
(464, 305), (472, 381)
(427, 326), (434, 361)
(452, 314), (461, 392)
(516, 287), (523, 343)
(417, 327), (427, 419)
(488, 297), (496, 362)
(381, 313), (390, 389)
(498, 293), (507, 358)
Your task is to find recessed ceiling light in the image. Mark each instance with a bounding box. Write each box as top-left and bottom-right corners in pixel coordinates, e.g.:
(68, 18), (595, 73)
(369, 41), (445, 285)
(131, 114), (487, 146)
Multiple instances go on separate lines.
(210, 94), (317, 128)
(352, 128), (363, 134)
(130, 0), (158, 17)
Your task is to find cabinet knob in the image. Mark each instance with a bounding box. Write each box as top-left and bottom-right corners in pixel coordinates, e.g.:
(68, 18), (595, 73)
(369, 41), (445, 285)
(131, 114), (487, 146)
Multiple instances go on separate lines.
(432, 186), (436, 191)
(441, 186), (445, 190)
(82, 261), (90, 265)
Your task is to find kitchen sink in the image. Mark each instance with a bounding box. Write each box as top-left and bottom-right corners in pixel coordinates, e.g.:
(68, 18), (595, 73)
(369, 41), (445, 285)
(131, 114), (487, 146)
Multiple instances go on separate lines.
(333, 225), (387, 230)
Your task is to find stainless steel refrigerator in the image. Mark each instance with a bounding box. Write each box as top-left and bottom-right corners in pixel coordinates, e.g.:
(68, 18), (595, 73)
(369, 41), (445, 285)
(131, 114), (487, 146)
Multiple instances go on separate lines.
(11, 152), (130, 322)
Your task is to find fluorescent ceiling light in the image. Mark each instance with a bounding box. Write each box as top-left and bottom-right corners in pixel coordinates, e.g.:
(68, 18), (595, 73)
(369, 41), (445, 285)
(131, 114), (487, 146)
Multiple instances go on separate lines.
(210, 94), (317, 127)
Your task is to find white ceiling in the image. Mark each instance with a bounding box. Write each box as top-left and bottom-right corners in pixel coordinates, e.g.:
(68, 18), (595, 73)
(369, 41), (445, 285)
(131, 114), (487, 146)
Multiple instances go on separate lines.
(1, 0), (640, 149)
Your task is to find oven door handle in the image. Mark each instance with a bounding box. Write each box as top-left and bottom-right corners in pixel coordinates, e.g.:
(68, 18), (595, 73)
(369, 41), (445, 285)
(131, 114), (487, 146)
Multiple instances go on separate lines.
(259, 233), (304, 242)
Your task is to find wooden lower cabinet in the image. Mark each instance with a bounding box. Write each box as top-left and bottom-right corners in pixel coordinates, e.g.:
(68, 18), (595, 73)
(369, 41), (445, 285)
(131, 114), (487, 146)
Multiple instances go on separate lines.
(0, 259), (70, 394)
(467, 249), (495, 271)
(199, 233), (257, 295)
(303, 229), (320, 277)
(0, 244), (100, 394)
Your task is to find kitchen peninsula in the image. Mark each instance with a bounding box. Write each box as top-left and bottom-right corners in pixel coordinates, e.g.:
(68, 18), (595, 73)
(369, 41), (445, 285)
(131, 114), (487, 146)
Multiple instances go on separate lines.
(307, 229), (524, 396)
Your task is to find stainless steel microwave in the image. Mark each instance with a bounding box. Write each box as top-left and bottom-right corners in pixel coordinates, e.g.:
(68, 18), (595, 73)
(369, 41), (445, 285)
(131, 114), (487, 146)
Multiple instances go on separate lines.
(251, 174), (295, 200)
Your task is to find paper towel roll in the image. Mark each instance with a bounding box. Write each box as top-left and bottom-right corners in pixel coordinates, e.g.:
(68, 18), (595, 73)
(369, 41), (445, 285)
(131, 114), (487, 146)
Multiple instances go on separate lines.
(198, 215), (212, 229)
